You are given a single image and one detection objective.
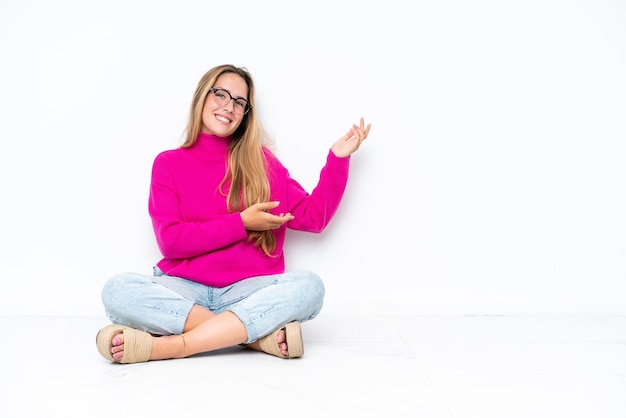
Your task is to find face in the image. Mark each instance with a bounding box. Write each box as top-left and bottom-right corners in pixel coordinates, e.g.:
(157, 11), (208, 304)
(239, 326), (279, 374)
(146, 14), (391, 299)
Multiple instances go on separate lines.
(201, 72), (249, 137)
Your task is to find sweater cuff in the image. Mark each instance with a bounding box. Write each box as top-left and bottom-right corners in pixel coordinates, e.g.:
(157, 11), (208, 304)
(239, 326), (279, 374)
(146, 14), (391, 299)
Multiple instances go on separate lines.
(328, 149), (351, 165)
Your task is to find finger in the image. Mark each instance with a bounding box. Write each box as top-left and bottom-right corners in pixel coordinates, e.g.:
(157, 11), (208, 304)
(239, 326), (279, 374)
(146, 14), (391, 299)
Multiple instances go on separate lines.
(339, 129), (354, 142)
(358, 125), (371, 142)
(354, 119), (371, 140)
(276, 213), (294, 222)
(256, 201), (280, 211)
(351, 126), (364, 140)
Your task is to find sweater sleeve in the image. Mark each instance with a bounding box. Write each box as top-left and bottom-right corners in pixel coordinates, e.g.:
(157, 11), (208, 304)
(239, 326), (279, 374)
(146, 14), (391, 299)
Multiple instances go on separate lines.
(148, 152), (248, 259)
(280, 150), (350, 233)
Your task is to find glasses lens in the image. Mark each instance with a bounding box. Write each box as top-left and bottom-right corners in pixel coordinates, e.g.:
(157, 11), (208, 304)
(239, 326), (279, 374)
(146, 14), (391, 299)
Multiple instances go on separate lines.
(234, 98), (249, 114)
(212, 89), (229, 106)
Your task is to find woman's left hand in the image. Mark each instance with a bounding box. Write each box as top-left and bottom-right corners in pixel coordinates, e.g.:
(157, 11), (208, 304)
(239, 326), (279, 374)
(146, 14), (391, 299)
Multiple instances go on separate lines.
(331, 117), (371, 158)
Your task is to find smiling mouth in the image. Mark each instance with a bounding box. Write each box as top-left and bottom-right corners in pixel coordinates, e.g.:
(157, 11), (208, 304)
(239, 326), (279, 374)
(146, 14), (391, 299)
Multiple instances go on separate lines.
(215, 114), (231, 123)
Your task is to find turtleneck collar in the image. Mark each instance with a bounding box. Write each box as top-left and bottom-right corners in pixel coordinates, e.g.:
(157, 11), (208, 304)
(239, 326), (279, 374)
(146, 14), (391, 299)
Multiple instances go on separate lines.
(193, 132), (231, 155)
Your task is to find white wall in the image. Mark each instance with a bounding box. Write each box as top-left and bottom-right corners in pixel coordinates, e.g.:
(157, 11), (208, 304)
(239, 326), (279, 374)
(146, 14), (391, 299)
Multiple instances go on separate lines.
(1, 0), (625, 316)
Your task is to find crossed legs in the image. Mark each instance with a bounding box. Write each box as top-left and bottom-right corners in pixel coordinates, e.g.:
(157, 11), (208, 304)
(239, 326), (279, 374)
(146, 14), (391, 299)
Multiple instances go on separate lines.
(98, 270), (323, 363)
(106, 305), (292, 362)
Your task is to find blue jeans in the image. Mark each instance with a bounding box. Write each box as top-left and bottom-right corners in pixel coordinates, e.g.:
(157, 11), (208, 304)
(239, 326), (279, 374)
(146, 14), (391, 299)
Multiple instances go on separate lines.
(101, 267), (325, 344)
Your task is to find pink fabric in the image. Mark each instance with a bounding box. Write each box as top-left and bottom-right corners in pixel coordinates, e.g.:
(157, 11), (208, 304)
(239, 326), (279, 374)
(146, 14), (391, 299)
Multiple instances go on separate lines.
(149, 133), (350, 287)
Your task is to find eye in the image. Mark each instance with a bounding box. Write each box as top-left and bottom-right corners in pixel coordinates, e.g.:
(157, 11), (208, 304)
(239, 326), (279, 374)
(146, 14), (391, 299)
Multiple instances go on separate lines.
(214, 90), (228, 99)
(234, 99), (247, 109)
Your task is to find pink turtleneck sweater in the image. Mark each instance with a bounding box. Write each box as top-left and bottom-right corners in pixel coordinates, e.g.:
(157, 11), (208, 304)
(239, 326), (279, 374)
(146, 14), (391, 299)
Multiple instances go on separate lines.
(149, 133), (350, 287)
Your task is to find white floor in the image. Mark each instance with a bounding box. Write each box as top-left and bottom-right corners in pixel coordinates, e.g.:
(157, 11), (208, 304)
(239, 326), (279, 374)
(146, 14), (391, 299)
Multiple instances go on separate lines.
(1, 314), (625, 418)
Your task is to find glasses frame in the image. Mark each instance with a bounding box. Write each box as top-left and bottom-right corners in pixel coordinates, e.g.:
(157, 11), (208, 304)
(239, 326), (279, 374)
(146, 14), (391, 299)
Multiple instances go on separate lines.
(208, 88), (252, 115)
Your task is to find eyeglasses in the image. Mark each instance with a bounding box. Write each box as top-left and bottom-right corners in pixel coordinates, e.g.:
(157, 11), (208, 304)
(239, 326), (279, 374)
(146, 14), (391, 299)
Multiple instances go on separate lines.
(209, 88), (252, 115)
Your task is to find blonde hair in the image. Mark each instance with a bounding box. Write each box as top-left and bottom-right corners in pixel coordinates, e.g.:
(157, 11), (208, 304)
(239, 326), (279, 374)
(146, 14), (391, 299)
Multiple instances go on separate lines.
(182, 64), (276, 256)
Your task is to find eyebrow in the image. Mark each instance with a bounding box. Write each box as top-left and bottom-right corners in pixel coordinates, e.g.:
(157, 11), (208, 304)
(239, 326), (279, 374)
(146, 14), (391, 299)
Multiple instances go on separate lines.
(215, 87), (248, 101)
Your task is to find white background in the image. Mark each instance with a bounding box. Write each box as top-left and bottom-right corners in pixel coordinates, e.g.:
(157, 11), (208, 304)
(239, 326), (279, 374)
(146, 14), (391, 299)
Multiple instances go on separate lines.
(1, 0), (625, 316)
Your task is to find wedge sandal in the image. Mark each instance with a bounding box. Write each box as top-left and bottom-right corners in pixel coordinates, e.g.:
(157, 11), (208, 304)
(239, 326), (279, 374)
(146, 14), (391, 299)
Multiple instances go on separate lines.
(258, 321), (304, 359)
(96, 324), (152, 364)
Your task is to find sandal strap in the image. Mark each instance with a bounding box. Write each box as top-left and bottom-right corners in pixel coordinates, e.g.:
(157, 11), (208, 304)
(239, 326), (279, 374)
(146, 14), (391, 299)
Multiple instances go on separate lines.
(120, 327), (152, 363)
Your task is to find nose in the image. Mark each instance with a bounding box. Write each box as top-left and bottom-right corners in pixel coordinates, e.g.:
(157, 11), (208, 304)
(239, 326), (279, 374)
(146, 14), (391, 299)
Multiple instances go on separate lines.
(222, 98), (236, 112)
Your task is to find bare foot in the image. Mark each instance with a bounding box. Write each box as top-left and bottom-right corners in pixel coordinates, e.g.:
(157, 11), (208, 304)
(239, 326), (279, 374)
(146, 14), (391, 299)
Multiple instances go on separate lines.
(110, 332), (187, 362)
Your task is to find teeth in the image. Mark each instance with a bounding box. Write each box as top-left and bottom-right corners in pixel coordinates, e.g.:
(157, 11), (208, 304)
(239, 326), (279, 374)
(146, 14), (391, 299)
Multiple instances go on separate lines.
(216, 115), (230, 123)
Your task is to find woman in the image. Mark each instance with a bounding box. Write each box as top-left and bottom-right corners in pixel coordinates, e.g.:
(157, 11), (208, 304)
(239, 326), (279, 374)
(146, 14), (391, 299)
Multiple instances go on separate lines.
(96, 64), (371, 363)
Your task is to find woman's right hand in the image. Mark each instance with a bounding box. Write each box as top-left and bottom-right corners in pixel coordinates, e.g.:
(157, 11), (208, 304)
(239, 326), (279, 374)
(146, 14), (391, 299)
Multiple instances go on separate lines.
(240, 201), (294, 231)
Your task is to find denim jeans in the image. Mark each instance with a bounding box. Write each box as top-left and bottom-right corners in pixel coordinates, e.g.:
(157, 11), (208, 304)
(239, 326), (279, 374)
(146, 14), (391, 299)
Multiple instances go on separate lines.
(101, 267), (325, 344)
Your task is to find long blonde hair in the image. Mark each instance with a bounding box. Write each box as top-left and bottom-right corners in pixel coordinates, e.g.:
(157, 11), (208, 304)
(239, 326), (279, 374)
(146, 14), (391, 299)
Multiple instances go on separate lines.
(182, 64), (276, 256)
